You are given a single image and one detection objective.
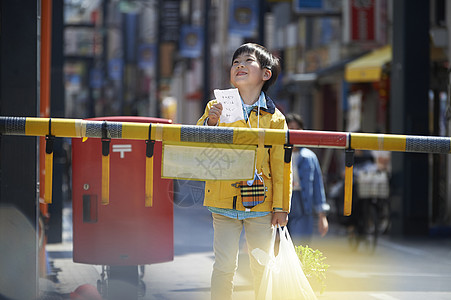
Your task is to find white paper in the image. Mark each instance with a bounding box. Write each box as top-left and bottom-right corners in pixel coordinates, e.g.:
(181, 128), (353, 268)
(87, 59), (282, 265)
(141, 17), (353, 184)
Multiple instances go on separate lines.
(214, 88), (244, 123)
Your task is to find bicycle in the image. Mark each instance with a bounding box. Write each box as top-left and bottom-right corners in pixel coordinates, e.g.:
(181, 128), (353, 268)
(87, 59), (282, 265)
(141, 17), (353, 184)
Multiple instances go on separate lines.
(348, 170), (390, 253)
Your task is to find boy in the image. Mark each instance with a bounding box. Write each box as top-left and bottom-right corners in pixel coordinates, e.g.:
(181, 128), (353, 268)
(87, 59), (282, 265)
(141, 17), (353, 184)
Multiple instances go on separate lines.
(196, 43), (291, 300)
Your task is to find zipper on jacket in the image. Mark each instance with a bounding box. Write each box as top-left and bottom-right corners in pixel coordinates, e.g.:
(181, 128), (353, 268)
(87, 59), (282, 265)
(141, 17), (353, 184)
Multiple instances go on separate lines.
(233, 196), (237, 210)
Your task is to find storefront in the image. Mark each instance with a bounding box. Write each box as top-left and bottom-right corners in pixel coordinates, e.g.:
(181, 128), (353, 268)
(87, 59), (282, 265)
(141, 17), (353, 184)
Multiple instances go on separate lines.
(345, 43), (451, 231)
(345, 45), (391, 133)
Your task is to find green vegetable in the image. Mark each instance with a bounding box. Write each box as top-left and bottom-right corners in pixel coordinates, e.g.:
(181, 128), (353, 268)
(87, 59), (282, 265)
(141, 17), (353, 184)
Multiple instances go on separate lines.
(295, 245), (329, 293)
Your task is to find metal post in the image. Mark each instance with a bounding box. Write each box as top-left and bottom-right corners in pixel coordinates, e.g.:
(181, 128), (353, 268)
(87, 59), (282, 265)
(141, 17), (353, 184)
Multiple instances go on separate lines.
(47, 0), (65, 244)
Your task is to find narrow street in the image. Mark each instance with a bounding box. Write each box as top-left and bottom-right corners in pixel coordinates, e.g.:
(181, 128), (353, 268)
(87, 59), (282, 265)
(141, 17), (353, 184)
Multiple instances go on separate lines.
(47, 181), (451, 299)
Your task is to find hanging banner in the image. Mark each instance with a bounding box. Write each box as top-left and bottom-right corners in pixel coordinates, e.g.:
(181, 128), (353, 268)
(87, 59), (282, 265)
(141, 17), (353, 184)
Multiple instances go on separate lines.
(162, 143), (256, 181)
(159, 0), (181, 42)
(347, 91), (362, 132)
(179, 25), (203, 58)
(108, 58), (123, 81)
(138, 44), (156, 70)
(90, 68), (103, 89)
(124, 12), (138, 63)
(293, 0), (342, 14)
(343, 0), (386, 44)
(229, 0), (258, 37)
(294, 0), (323, 11)
(350, 0), (375, 41)
(122, 13), (138, 63)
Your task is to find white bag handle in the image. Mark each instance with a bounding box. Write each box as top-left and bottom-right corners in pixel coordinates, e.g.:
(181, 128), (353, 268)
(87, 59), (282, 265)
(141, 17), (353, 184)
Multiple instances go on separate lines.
(252, 226), (277, 267)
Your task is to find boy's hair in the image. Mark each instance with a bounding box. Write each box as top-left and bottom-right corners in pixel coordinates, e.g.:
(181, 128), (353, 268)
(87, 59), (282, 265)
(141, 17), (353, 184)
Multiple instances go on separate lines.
(231, 43), (281, 92)
(285, 113), (304, 130)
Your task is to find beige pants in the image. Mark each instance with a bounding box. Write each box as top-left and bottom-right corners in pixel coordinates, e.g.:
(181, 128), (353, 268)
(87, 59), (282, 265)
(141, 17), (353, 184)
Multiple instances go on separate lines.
(211, 213), (273, 300)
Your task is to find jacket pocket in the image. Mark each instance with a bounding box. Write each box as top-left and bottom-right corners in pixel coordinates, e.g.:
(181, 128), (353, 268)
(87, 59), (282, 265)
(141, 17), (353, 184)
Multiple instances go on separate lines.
(205, 181), (239, 200)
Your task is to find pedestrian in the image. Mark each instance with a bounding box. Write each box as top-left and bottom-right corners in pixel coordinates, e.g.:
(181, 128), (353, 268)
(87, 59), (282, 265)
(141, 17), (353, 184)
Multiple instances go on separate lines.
(285, 113), (329, 245)
(196, 43), (291, 300)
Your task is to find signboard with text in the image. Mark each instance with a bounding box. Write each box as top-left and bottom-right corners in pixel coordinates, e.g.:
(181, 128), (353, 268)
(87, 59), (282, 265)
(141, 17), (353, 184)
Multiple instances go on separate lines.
(350, 0), (375, 41)
(343, 0), (387, 44)
(159, 0), (180, 43)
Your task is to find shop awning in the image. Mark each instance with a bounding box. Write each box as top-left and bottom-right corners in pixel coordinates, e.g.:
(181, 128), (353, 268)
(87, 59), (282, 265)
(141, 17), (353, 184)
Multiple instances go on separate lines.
(345, 45), (391, 83)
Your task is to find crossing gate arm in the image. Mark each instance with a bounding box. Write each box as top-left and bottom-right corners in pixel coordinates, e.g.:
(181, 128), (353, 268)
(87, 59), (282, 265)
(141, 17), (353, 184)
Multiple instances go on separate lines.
(2, 116), (451, 217)
(0, 117), (288, 146)
(289, 130), (349, 149)
(350, 132), (451, 154)
(2, 117), (451, 154)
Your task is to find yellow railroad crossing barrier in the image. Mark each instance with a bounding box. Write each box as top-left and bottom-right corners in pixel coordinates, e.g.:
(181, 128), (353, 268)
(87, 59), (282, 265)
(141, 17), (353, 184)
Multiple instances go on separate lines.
(1, 116), (450, 215)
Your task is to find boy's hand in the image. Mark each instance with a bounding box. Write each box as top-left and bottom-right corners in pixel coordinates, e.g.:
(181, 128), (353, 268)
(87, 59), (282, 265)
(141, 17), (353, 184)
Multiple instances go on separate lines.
(207, 103), (223, 126)
(271, 211), (288, 227)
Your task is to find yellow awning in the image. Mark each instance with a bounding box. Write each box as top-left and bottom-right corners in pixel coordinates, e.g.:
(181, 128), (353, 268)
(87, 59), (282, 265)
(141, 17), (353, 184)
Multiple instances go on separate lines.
(345, 45), (391, 83)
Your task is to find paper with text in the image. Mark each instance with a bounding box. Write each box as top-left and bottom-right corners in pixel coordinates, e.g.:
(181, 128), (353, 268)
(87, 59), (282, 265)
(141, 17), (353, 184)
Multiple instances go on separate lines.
(214, 88), (244, 123)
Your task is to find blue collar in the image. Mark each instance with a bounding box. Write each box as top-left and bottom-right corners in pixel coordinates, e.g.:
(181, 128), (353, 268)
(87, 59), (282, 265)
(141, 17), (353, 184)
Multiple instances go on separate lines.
(241, 92), (267, 121)
(241, 92), (278, 117)
(241, 92), (267, 113)
(254, 92), (268, 110)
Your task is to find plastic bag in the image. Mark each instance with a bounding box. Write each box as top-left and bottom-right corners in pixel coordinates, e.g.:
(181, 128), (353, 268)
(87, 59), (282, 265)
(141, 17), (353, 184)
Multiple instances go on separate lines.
(252, 226), (317, 300)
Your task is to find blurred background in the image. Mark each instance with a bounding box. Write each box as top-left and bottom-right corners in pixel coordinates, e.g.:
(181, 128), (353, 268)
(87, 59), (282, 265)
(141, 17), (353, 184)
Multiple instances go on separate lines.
(1, 0), (451, 298)
(55, 0), (450, 236)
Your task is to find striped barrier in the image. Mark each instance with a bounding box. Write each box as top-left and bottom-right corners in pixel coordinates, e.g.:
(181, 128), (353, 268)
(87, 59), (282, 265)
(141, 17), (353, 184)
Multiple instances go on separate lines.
(1, 116), (450, 215)
(1, 117), (450, 153)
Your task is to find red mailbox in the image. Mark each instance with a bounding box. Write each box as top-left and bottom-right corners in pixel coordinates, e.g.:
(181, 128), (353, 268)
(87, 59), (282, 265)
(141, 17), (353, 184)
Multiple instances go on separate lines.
(72, 116), (173, 266)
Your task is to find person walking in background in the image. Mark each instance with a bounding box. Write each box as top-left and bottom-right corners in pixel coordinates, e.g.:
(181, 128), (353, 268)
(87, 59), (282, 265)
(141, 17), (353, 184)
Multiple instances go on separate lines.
(286, 113), (329, 245)
(196, 43), (291, 300)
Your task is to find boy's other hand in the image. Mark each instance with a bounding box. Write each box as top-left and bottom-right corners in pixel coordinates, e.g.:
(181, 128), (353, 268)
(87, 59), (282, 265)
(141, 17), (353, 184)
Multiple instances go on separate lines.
(207, 103), (223, 126)
(271, 212), (288, 227)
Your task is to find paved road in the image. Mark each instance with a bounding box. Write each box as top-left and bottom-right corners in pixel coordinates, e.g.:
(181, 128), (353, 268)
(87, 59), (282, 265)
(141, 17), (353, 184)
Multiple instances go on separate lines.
(45, 180), (451, 299)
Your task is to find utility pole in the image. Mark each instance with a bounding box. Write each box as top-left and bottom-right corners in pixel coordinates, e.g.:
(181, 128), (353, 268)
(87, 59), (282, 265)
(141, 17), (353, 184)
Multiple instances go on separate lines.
(203, 0), (211, 107)
(390, 0), (429, 236)
(0, 1), (39, 298)
(258, 0), (265, 46)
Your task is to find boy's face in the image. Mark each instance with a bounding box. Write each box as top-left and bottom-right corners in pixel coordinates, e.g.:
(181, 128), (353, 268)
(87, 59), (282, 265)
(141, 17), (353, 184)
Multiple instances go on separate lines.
(230, 52), (271, 91)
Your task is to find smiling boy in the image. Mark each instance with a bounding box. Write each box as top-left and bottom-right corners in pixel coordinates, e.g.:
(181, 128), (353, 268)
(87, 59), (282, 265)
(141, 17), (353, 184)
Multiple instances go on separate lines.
(197, 43), (291, 300)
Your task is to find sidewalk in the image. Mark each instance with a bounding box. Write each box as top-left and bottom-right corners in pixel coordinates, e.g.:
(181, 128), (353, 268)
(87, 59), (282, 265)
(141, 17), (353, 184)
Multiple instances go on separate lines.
(43, 198), (451, 300)
(44, 201), (255, 300)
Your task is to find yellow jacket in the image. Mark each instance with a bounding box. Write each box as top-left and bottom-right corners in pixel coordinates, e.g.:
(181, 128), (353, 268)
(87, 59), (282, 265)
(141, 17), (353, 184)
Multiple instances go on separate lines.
(196, 95), (291, 212)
